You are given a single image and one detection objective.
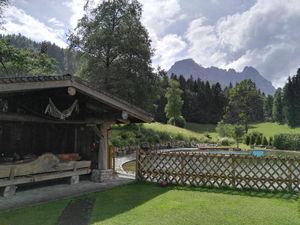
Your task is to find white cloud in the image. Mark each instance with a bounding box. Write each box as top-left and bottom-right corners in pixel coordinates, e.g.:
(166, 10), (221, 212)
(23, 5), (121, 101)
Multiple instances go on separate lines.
(48, 17), (65, 28)
(185, 0), (300, 87)
(64, 0), (103, 29)
(140, 0), (182, 35)
(1, 6), (67, 48)
(63, 0), (86, 29)
(154, 34), (187, 69)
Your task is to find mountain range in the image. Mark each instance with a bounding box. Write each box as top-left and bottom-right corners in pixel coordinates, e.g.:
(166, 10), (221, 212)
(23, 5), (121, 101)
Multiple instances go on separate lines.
(167, 59), (276, 95)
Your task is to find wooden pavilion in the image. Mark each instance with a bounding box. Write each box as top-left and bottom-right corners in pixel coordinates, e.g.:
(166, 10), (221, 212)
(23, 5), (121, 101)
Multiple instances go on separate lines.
(0, 74), (153, 196)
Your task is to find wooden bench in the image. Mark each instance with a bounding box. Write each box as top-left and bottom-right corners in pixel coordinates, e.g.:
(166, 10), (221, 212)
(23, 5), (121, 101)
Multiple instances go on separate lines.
(0, 153), (91, 197)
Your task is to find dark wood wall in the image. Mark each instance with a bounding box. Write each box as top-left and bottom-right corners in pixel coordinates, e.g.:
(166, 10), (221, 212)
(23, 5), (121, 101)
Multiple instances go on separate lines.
(0, 122), (97, 162)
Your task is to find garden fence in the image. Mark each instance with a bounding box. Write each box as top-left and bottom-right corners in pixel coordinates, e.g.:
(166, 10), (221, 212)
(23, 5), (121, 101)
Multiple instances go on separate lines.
(136, 150), (300, 192)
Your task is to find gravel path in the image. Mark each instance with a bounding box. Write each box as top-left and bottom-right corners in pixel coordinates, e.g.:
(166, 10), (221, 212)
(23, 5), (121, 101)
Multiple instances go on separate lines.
(115, 153), (136, 175)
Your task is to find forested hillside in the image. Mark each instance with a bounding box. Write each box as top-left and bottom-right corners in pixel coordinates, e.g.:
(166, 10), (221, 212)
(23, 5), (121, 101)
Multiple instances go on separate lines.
(0, 34), (79, 74)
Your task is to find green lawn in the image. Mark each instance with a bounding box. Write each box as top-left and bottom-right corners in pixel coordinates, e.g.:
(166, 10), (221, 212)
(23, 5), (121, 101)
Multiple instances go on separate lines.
(0, 183), (299, 225)
(143, 122), (207, 141)
(250, 122), (300, 138)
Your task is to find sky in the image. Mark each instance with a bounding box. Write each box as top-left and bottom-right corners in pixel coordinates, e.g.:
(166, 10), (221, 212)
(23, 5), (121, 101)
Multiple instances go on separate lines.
(1, 0), (300, 87)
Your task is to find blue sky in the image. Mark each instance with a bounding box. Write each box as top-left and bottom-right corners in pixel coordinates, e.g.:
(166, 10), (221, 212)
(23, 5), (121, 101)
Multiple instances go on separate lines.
(2, 0), (300, 87)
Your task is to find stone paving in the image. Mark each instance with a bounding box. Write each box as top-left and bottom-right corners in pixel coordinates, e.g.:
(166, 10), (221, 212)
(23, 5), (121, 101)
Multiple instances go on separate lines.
(114, 153), (136, 175)
(0, 175), (134, 212)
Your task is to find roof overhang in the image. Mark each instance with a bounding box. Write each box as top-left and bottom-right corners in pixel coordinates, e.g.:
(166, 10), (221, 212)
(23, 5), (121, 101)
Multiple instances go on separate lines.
(0, 75), (154, 123)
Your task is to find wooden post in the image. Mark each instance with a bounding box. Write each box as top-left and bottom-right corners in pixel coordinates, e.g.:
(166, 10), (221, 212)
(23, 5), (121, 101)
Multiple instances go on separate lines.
(136, 148), (140, 180)
(288, 159), (293, 192)
(112, 146), (116, 173)
(98, 123), (109, 170)
(231, 156), (236, 189)
(180, 152), (184, 185)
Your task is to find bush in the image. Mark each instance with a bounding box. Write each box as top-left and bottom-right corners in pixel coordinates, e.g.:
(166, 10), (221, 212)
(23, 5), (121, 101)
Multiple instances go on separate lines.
(269, 136), (273, 146)
(262, 136), (268, 146)
(204, 132), (212, 139)
(168, 116), (186, 128)
(218, 137), (234, 146)
(216, 121), (234, 137)
(120, 131), (136, 139)
(111, 136), (126, 147)
(244, 135), (251, 145)
(158, 132), (171, 142)
(244, 131), (263, 146)
(273, 133), (300, 150)
(175, 133), (185, 141)
(255, 134), (262, 145)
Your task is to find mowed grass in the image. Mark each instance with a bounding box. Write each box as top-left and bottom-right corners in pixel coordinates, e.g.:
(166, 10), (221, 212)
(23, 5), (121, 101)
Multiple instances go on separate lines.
(0, 183), (299, 225)
(0, 199), (69, 225)
(145, 122), (300, 139)
(143, 122), (207, 141)
(250, 122), (300, 138)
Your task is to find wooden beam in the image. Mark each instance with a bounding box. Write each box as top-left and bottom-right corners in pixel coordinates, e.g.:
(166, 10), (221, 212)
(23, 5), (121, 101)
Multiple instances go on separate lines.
(0, 113), (117, 125)
(0, 80), (71, 93)
(72, 81), (153, 122)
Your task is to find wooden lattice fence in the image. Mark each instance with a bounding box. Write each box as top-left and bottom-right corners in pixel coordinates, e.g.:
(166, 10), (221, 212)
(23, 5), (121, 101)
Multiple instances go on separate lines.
(136, 150), (300, 192)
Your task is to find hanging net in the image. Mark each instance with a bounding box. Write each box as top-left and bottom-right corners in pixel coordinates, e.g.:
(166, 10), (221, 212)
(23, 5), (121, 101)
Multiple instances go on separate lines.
(44, 98), (79, 120)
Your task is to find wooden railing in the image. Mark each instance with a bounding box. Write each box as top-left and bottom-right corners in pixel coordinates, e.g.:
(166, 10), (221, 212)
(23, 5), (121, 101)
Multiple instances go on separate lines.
(136, 150), (300, 192)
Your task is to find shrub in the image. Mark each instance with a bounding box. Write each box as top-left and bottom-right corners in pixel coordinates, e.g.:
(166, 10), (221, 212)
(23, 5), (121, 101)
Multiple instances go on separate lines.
(244, 135), (251, 145)
(168, 116), (186, 128)
(204, 132), (212, 139)
(175, 133), (185, 141)
(216, 121), (234, 137)
(269, 136), (273, 146)
(158, 132), (171, 142)
(262, 136), (268, 146)
(111, 136), (126, 147)
(245, 131), (263, 146)
(120, 131), (136, 139)
(273, 133), (300, 150)
(255, 134), (262, 145)
(218, 137), (234, 146)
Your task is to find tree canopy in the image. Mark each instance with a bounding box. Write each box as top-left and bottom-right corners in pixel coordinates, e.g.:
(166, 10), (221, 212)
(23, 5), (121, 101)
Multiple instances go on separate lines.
(165, 79), (184, 127)
(68, 0), (159, 111)
(223, 80), (264, 131)
(0, 39), (57, 76)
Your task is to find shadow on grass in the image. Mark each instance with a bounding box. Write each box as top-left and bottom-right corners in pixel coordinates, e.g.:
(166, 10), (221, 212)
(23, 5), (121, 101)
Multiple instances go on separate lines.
(88, 181), (299, 224)
(170, 184), (298, 200)
(185, 123), (217, 134)
(88, 181), (169, 224)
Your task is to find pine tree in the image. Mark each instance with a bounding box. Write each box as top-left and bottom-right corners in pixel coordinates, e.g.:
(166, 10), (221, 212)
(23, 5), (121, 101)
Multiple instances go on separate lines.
(272, 88), (284, 123)
(263, 95), (273, 121)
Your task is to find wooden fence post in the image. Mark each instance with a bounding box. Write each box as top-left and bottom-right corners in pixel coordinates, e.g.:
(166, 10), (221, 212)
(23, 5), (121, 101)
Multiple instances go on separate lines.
(231, 156), (236, 189)
(288, 158), (293, 192)
(136, 148), (140, 181)
(180, 152), (184, 185)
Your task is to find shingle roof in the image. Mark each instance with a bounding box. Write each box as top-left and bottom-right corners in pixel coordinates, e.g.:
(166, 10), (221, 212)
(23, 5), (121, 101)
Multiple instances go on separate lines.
(0, 74), (153, 122)
(0, 74), (72, 84)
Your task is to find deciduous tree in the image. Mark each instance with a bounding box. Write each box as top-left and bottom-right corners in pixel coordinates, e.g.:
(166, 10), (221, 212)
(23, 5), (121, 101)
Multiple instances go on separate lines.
(69, 0), (159, 111)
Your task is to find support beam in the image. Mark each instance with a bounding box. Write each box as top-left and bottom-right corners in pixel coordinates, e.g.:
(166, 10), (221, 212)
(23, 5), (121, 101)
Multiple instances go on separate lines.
(0, 113), (117, 125)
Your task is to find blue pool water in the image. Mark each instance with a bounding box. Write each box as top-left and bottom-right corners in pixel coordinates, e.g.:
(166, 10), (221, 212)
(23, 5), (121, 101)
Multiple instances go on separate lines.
(205, 151), (249, 155)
